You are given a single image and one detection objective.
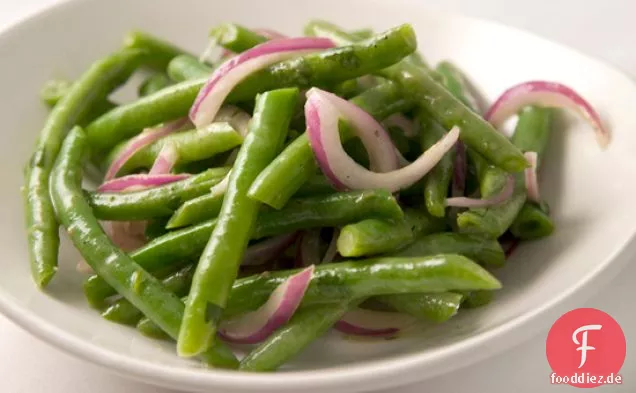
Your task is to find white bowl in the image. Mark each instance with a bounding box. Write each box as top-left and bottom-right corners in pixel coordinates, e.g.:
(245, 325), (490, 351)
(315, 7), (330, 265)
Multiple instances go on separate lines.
(1, 0), (636, 391)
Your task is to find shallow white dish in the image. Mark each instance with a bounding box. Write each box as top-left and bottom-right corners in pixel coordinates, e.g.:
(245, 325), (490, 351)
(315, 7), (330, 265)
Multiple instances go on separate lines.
(1, 0), (636, 391)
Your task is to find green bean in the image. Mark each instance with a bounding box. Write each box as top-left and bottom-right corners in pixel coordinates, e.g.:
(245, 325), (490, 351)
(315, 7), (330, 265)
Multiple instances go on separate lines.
(140, 254), (501, 341)
(85, 78), (203, 151)
(457, 107), (554, 238)
(138, 73), (173, 97)
(179, 88), (299, 356)
(381, 62), (527, 172)
(376, 292), (463, 323)
(144, 217), (169, 240)
(435, 61), (480, 111)
(248, 81), (414, 209)
(240, 301), (353, 372)
(25, 49), (145, 288)
(508, 107), (556, 238)
(394, 232), (505, 267)
(467, 149), (509, 197)
(123, 30), (190, 71)
(461, 290), (494, 308)
(50, 127), (237, 368)
(304, 20), (428, 68)
(165, 192), (225, 229)
(167, 55), (212, 82)
(39, 79), (73, 108)
(227, 254), (500, 318)
(510, 203), (554, 239)
(337, 209), (445, 257)
(84, 189), (404, 308)
(210, 23), (269, 53)
(88, 167), (230, 220)
(166, 174), (335, 229)
(102, 264), (195, 326)
(419, 112), (455, 217)
(104, 123), (242, 176)
(87, 26), (415, 151)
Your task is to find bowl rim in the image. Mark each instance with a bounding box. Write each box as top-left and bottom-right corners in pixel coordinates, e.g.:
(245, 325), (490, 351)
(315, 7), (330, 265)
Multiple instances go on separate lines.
(1, 0), (635, 390)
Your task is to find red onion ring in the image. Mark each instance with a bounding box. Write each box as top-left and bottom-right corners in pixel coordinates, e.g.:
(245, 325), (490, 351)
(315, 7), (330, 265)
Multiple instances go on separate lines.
(446, 175), (515, 208)
(485, 81), (609, 148)
(219, 266), (314, 344)
(190, 37), (335, 128)
(97, 174), (189, 193)
(149, 143), (178, 175)
(104, 118), (189, 181)
(306, 88), (459, 192)
(242, 233), (298, 267)
(524, 151), (540, 202)
(335, 308), (416, 337)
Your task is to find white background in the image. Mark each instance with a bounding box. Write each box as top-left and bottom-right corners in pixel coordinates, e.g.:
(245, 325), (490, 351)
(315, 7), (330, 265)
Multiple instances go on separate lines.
(0, 0), (633, 392)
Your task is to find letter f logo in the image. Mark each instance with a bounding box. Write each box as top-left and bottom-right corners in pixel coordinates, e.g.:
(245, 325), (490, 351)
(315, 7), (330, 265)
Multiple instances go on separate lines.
(572, 324), (602, 368)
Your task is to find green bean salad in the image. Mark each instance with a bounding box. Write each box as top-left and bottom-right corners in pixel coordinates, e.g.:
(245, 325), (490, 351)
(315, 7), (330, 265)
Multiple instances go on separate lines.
(25, 20), (609, 371)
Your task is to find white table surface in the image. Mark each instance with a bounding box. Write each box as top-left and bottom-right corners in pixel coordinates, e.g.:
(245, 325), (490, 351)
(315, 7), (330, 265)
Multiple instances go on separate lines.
(1, 0), (634, 392)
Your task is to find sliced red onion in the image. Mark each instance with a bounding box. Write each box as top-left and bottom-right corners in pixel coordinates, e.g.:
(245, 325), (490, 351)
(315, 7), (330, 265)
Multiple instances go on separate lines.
(524, 151), (540, 202)
(485, 81), (609, 148)
(242, 233), (298, 267)
(215, 105), (252, 137)
(190, 37), (335, 128)
(104, 118), (189, 181)
(452, 141), (467, 197)
(306, 88), (459, 192)
(335, 308), (416, 337)
(97, 174), (189, 193)
(295, 230), (322, 267)
(382, 114), (417, 138)
(446, 175), (515, 208)
(322, 229), (339, 263)
(219, 265), (314, 344)
(149, 143), (178, 175)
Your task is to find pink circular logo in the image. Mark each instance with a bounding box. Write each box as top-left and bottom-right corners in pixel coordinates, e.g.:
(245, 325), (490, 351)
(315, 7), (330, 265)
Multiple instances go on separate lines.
(546, 308), (626, 388)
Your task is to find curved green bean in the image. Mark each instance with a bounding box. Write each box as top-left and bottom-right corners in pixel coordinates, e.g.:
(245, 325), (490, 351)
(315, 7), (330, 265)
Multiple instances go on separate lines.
(40, 79), (117, 126)
(50, 127), (237, 368)
(88, 167), (230, 220)
(25, 49), (145, 288)
(87, 25), (416, 151)
(167, 55), (212, 82)
(337, 209), (446, 257)
(179, 88), (299, 356)
(104, 122), (242, 176)
(248, 80), (414, 209)
(84, 189), (403, 310)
